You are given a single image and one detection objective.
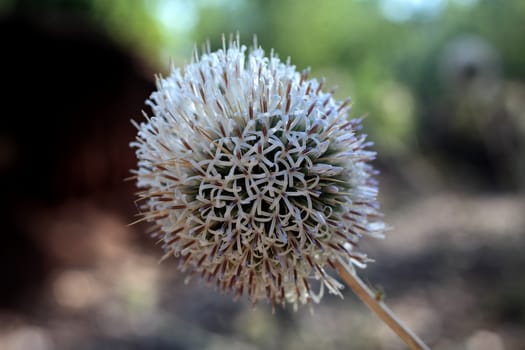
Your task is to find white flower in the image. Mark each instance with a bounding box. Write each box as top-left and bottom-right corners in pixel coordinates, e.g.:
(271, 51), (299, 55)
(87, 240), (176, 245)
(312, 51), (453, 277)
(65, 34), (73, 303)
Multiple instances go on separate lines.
(131, 36), (385, 308)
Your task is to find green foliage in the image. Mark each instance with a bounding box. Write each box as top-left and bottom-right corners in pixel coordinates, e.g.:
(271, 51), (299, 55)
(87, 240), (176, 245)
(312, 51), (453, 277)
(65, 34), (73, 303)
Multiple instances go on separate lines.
(7, 0), (524, 162)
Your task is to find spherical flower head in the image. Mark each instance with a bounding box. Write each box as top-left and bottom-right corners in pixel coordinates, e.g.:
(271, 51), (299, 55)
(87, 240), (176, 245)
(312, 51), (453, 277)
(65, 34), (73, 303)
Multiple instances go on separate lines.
(131, 37), (385, 308)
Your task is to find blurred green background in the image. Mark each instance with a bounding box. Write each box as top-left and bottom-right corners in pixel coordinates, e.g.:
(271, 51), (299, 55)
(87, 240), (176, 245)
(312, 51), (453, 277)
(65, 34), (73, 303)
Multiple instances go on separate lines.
(1, 0), (524, 349)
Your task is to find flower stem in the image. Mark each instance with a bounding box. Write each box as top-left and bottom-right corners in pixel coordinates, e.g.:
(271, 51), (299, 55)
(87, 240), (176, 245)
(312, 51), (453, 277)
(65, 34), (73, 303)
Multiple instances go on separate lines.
(334, 260), (430, 350)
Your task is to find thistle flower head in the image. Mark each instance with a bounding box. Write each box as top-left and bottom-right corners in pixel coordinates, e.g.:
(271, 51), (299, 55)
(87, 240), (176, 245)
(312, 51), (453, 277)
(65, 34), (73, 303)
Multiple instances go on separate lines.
(132, 36), (385, 308)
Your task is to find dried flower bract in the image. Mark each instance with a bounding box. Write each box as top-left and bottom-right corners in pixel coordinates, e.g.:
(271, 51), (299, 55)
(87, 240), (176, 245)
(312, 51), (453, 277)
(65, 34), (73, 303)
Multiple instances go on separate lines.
(131, 35), (385, 308)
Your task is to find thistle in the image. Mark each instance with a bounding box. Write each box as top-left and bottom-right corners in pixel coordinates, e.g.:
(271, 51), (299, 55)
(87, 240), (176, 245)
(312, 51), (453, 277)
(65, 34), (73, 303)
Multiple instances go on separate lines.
(131, 36), (429, 350)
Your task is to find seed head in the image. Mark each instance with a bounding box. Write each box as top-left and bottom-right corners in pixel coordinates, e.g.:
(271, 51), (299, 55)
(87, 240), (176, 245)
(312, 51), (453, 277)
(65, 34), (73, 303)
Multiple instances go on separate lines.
(131, 36), (385, 308)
